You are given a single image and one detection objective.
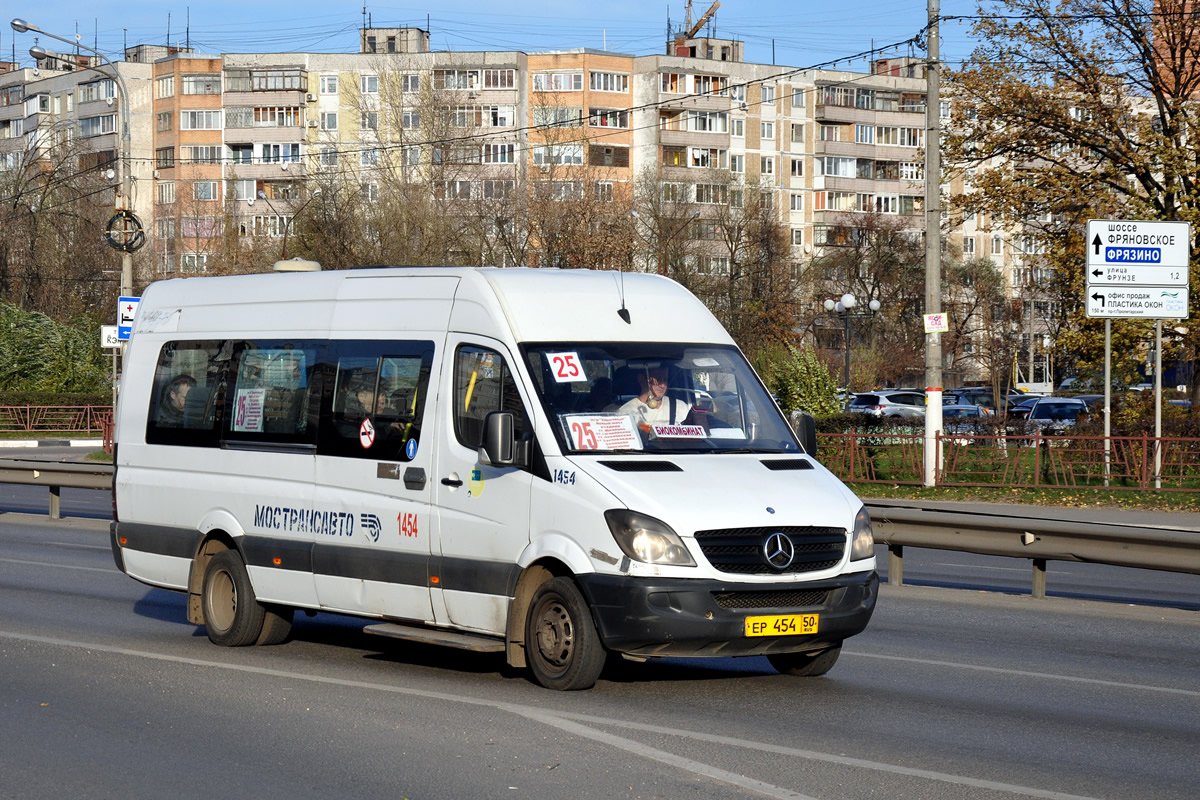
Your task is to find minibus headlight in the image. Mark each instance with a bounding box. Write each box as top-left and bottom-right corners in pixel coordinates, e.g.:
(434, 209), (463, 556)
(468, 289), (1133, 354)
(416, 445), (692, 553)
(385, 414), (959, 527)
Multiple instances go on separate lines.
(850, 506), (875, 561)
(604, 510), (696, 566)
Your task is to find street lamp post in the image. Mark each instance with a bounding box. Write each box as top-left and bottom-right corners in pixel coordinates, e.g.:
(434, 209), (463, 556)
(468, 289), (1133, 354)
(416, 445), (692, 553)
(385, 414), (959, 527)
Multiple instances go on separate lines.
(824, 293), (882, 392)
(14, 18), (135, 301)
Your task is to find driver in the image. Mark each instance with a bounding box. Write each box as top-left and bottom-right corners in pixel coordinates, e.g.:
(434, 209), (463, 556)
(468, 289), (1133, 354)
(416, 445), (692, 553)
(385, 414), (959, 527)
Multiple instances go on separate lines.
(618, 366), (691, 427)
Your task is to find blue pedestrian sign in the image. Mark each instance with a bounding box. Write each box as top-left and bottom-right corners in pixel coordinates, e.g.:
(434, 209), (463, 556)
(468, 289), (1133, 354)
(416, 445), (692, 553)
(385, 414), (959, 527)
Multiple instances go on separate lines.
(117, 296), (140, 340)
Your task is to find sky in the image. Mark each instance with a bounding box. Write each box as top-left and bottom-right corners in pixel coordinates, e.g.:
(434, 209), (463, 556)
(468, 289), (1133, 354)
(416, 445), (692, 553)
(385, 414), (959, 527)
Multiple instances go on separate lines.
(3, 2), (985, 73)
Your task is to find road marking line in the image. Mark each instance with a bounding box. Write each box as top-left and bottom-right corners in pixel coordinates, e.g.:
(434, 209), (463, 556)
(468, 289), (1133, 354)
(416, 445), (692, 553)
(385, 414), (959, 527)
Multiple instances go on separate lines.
(0, 630), (1103, 800)
(846, 651), (1200, 697)
(0, 557), (113, 573)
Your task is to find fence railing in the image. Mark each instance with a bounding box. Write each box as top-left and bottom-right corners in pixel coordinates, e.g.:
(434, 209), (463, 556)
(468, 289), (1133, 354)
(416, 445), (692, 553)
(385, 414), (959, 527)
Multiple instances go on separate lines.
(0, 406), (112, 435)
(818, 430), (1200, 492)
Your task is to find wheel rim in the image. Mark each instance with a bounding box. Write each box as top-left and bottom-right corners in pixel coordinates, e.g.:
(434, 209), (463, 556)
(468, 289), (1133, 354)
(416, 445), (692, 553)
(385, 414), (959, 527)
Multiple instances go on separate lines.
(206, 568), (237, 633)
(531, 594), (575, 676)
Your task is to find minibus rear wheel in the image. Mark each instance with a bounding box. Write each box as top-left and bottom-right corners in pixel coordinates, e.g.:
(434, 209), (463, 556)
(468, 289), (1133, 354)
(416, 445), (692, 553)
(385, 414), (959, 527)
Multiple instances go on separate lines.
(525, 577), (606, 691)
(202, 549), (267, 647)
(767, 644), (842, 677)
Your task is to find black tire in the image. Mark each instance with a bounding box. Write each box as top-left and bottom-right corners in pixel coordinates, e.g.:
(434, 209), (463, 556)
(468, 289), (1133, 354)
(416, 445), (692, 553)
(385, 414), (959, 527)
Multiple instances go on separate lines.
(256, 604), (294, 646)
(525, 576), (606, 691)
(767, 644), (842, 677)
(202, 549), (266, 647)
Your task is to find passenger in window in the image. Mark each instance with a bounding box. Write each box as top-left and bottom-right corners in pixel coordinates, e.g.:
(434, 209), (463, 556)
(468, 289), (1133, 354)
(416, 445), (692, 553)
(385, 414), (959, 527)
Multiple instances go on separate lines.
(158, 374), (196, 426)
(586, 376), (615, 411)
(618, 367), (691, 426)
(342, 373), (376, 420)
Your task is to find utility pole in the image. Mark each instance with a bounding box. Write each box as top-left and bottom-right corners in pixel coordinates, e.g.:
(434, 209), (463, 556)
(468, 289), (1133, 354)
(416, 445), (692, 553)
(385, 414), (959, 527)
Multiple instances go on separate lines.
(923, 0), (943, 486)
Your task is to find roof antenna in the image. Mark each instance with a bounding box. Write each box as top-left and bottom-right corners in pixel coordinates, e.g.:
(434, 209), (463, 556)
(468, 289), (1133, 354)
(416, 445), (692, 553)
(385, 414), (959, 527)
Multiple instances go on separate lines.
(615, 273), (631, 324)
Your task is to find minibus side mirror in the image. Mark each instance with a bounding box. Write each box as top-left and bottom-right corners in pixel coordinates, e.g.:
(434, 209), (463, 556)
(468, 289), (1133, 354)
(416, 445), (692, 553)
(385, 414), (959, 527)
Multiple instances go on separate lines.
(791, 410), (818, 458)
(478, 411), (528, 468)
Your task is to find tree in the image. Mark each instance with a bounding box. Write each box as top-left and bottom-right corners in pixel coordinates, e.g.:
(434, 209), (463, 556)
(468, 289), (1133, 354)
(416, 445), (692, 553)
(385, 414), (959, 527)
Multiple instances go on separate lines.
(802, 212), (927, 388)
(948, 0), (1200, 401)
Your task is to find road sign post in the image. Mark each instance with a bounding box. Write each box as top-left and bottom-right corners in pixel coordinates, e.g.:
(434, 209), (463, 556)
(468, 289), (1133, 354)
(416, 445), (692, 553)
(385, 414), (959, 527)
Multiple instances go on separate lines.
(1085, 219), (1191, 489)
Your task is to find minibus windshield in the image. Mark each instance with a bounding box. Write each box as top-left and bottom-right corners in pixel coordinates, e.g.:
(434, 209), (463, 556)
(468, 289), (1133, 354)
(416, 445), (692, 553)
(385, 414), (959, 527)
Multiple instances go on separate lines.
(523, 343), (801, 454)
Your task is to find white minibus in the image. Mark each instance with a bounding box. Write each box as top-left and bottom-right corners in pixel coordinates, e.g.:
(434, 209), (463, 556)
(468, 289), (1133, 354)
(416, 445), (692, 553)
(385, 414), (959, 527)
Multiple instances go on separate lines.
(111, 267), (877, 690)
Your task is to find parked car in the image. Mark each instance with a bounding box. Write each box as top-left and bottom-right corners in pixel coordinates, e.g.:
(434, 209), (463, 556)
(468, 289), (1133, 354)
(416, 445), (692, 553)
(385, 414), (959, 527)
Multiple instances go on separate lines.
(941, 403), (990, 443)
(1007, 395), (1042, 421)
(1027, 397), (1089, 433)
(847, 390), (927, 419)
(943, 387), (1024, 413)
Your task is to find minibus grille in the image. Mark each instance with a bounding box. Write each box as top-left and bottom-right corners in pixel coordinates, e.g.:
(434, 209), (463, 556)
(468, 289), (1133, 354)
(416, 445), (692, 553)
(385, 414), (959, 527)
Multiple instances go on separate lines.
(711, 589), (829, 610)
(693, 526), (846, 574)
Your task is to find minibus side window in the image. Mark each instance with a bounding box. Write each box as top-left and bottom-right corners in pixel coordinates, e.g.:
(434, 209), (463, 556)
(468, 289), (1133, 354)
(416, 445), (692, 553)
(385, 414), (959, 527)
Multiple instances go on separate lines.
(225, 341), (319, 443)
(146, 340), (229, 446)
(453, 346), (528, 449)
(319, 340), (434, 461)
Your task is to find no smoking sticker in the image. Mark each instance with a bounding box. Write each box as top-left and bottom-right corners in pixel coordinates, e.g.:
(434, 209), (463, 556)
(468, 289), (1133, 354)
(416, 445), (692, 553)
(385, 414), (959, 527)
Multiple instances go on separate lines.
(359, 418), (375, 448)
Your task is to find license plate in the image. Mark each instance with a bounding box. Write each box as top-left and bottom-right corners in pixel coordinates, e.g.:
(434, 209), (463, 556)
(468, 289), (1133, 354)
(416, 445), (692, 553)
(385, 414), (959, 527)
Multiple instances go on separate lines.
(744, 614), (819, 637)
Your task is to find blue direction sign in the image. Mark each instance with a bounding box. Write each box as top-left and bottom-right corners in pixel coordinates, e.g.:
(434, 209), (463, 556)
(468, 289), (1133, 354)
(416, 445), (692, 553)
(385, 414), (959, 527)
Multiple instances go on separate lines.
(117, 296), (140, 340)
(1085, 220), (1191, 318)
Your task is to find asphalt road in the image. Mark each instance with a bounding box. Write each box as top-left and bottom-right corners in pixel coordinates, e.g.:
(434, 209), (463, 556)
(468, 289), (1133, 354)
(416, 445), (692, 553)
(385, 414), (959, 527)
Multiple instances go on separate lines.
(1, 514), (1198, 800)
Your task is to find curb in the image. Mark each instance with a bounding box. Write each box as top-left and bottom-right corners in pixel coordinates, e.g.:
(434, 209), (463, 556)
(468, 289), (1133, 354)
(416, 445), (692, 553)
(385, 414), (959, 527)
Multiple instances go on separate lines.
(1, 439), (104, 448)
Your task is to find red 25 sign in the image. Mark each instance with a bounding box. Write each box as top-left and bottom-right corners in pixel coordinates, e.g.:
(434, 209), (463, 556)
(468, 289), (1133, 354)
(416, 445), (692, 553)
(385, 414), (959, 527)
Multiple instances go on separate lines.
(546, 352), (586, 383)
(570, 420), (599, 450)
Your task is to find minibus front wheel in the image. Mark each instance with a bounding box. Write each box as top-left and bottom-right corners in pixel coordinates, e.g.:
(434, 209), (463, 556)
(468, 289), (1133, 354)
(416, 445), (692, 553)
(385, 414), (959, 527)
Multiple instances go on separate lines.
(525, 576), (606, 691)
(201, 549), (292, 647)
(767, 644), (842, 677)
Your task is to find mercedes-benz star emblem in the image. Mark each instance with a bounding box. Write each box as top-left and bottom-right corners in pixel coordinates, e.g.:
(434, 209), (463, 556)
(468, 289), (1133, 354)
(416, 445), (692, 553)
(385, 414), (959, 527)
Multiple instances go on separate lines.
(763, 532), (795, 570)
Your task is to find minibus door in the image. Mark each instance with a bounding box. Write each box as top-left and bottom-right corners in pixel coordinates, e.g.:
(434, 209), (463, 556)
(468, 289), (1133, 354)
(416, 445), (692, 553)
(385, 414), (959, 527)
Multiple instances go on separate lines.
(432, 338), (533, 634)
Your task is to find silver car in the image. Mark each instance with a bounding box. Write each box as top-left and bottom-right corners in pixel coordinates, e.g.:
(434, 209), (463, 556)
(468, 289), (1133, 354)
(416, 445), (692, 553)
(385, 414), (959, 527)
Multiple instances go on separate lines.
(847, 390), (927, 419)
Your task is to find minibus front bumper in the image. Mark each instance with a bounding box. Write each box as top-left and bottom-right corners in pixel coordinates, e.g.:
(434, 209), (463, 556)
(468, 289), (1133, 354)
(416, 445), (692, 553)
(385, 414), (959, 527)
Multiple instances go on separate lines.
(576, 570), (878, 658)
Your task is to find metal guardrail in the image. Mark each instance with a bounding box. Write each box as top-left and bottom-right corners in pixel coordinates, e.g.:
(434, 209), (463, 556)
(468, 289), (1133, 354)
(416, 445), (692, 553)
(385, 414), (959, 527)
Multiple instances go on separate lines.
(865, 498), (1200, 597)
(0, 460), (113, 519)
(1, 461), (1194, 600)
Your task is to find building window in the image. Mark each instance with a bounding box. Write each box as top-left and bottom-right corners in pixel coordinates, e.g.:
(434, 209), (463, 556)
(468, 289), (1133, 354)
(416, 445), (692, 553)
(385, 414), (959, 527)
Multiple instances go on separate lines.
(690, 111), (728, 133)
(232, 179), (255, 201)
(589, 71), (629, 93)
(964, 236), (976, 256)
(588, 108), (629, 128)
(320, 75), (338, 94)
(435, 70), (480, 90)
(157, 182), (176, 204)
(78, 114), (115, 138)
(483, 143), (515, 163)
(661, 72), (685, 93)
(594, 181), (614, 202)
(791, 123), (804, 143)
(229, 144), (253, 164)
(760, 155), (776, 175)
(992, 235), (1003, 255)
(261, 143), (301, 163)
(360, 148), (379, 166)
(791, 229), (804, 246)
(192, 181), (220, 201)
(855, 124), (874, 144)
(319, 147), (339, 167)
(181, 252), (209, 273)
(790, 192), (804, 212)
(761, 121), (775, 140)
(182, 75), (221, 95)
(156, 112), (172, 132)
(790, 158), (803, 177)
(730, 154), (744, 173)
(361, 74), (379, 94)
(483, 69), (514, 88)
(321, 112), (338, 130)
(252, 106), (301, 127)
(731, 118), (744, 138)
(532, 107), (583, 128)
(532, 144), (583, 165)
(401, 74), (420, 93)
(155, 75), (175, 98)
(361, 111), (378, 130)
(690, 147), (727, 169)
(484, 179), (515, 198)
(532, 72), (583, 91)
(181, 110), (222, 130)
(361, 183), (379, 202)
(695, 183), (728, 204)
(156, 217), (175, 239)
(155, 147), (175, 169)
(184, 145), (222, 164)
(762, 84), (776, 104)
(402, 111), (421, 128)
